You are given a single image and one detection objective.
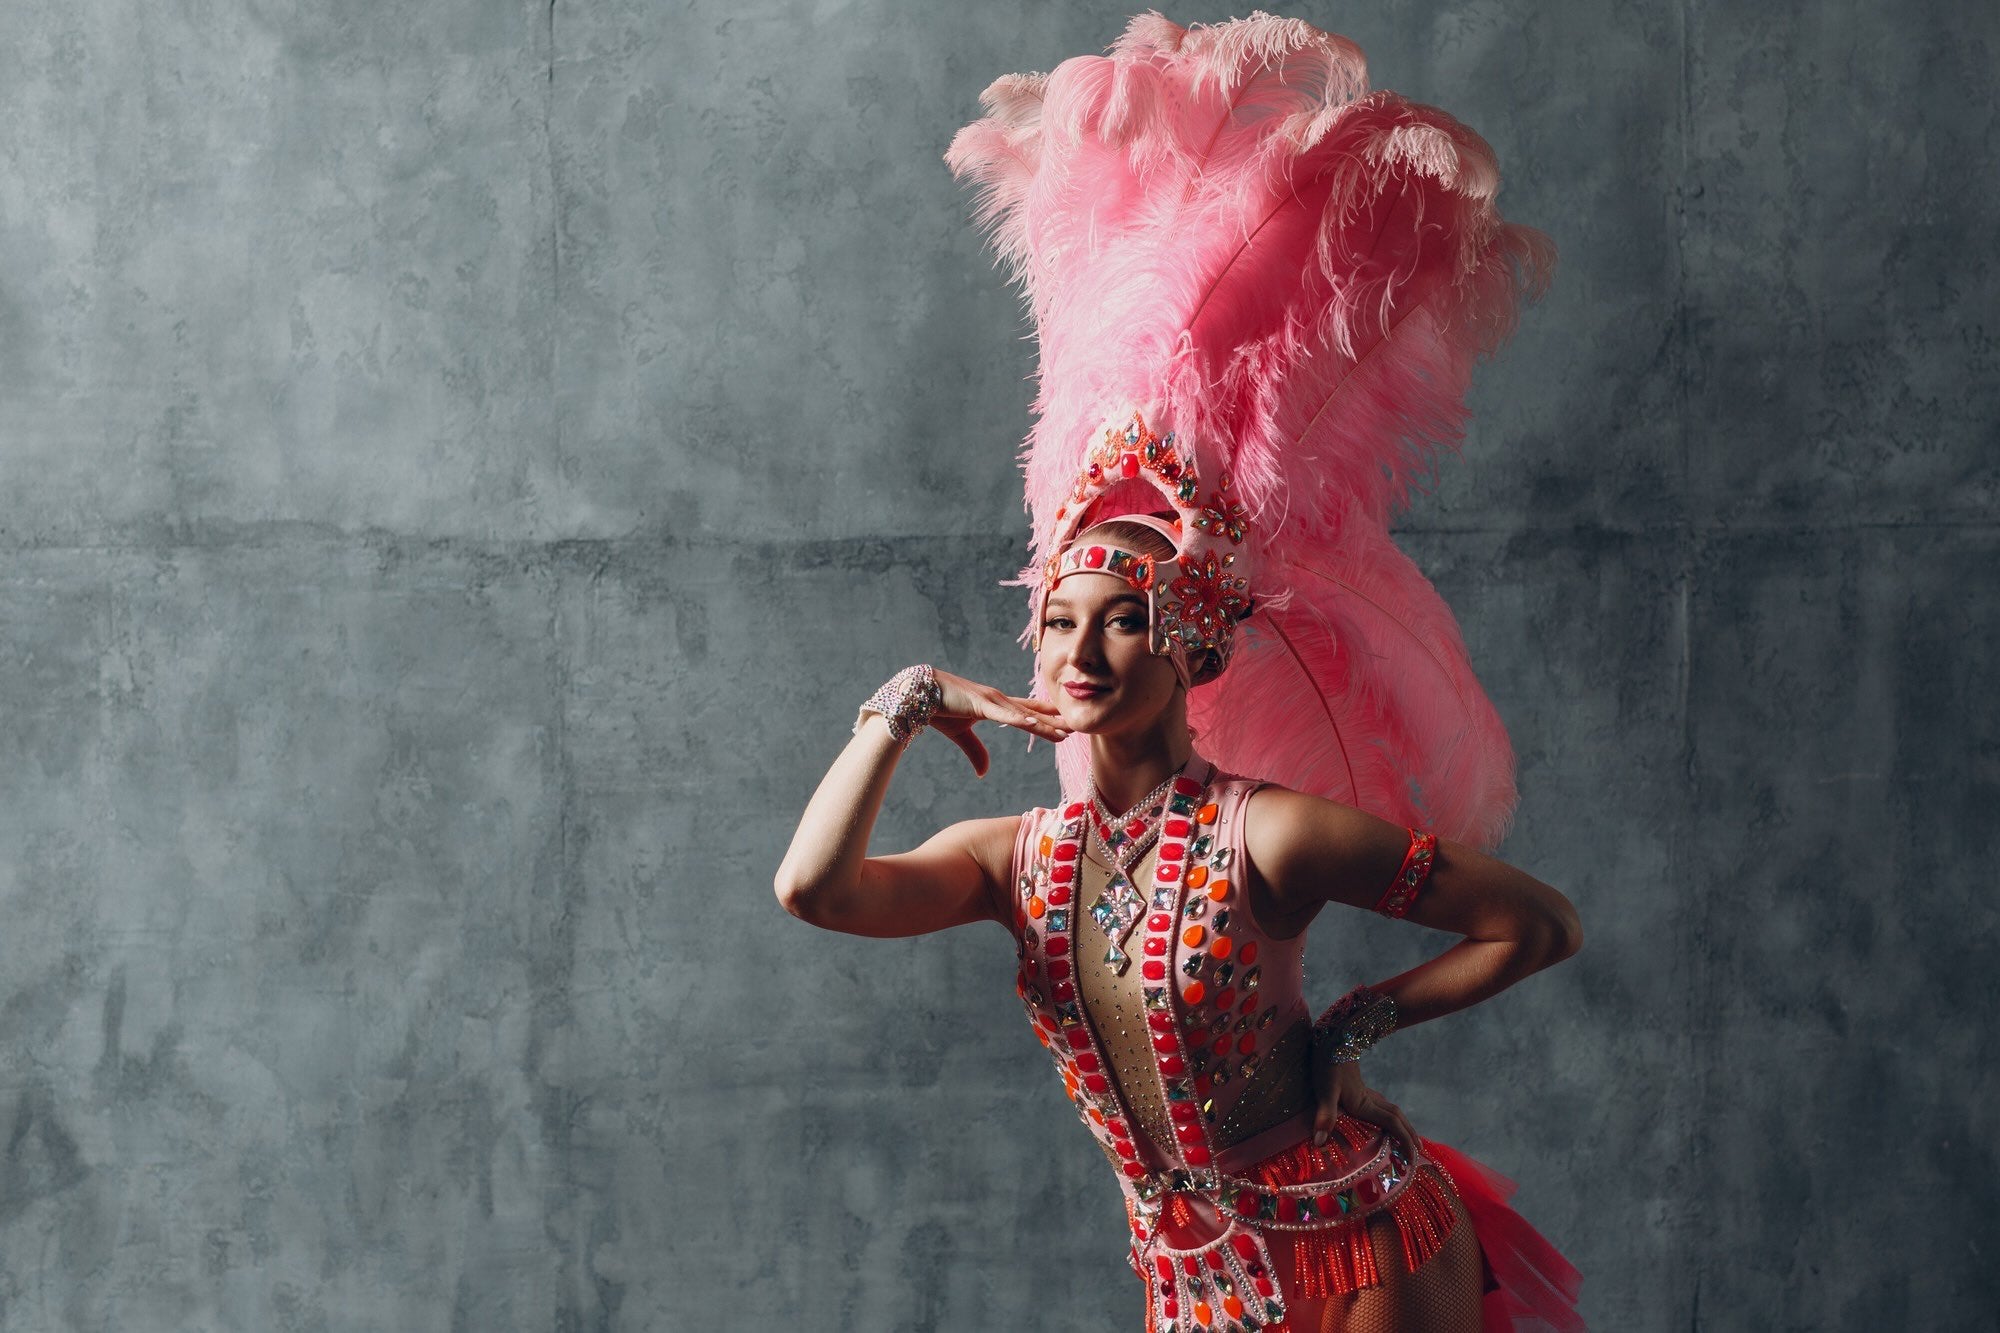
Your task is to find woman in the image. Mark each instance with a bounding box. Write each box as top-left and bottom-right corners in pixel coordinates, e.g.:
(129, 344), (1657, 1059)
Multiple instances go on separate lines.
(779, 13), (1586, 1330)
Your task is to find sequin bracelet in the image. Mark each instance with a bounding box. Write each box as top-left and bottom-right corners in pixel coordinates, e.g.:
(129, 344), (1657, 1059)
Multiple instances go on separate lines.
(853, 664), (943, 751)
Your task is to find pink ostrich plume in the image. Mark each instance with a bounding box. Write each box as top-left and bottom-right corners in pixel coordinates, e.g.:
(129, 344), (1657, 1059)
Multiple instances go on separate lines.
(946, 11), (1553, 850)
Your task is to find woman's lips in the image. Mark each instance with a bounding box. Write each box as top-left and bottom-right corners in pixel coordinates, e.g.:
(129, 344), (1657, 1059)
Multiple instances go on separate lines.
(1064, 682), (1109, 698)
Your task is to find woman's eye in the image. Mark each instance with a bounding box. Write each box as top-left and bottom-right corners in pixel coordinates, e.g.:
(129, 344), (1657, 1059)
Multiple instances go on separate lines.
(1112, 615), (1145, 630)
(1042, 618), (1073, 631)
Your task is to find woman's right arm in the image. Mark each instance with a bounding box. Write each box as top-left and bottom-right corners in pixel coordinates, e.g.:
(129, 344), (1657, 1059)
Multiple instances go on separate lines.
(772, 670), (1068, 938)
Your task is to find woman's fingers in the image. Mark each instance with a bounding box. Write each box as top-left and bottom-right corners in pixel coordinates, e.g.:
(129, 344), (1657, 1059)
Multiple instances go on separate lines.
(938, 720), (991, 776)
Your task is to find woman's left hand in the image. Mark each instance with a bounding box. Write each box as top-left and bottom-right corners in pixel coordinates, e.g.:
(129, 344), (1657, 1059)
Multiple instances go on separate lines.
(1310, 1051), (1421, 1163)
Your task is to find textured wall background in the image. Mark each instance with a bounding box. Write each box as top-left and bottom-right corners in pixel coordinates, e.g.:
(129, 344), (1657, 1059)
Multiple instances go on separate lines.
(0, 0), (1993, 1329)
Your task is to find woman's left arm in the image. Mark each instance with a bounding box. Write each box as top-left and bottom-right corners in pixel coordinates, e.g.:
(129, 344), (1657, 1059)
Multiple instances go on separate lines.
(1246, 786), (1584, 1029)
(1245, 787), (1583, 1155)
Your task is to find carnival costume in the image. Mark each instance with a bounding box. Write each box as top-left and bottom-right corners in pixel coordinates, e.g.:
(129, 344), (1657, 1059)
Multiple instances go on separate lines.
(926, 12), (1583, 1331)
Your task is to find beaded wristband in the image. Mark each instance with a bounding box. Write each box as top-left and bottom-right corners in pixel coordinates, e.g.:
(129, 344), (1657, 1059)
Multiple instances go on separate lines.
(1373, 829), (1438, 918)
(1310, 985), (1398, 1064)
(853, 664), (943, 751)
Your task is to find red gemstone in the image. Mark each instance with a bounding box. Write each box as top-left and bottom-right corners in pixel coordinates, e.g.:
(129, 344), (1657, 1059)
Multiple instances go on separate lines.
(1163, 1299), (1178, 1320)
(1107, 1118), (1130, 1138)
(1144, 938), (1166, 956)
(1254, 1277), (1275, 1298)
(1170, 1102), (1198, 1122)
(1047, 960), (1071, 980)
(1124, 1162), (1148, 1178)
(1119, 452), (1140, 479)
(1236, 1193), (1261, 1217)
(1066, 1028), (1090, 1048)
(1231, 1235), (1259, 1263)
(1159, 1056), (1186, 1077)
(1084, 546), (1107, 568)
(1114, 1138), (1136, 1158)
(1206, 1251), (1228, 1271)
(1155, 1256), (1174, 1281)
(1237, 1033), (1257, 1056)
(1148, 1012), (1172, 1031)
(1173, 777), (1202, 796)
(1047, 937), (1069, 956)
(1164, 818), (1191, 837)
(1053, 843), (1078, 861)
(1048, 885), (1072, 905)
(1184, 1147), (1212, 1166)
(1158, 843), (1185, 861)
(1142, 961), (1165, 980)
(1064, 802), (1085, 818)
(1278, 1196), (1300, 1223)
(1051, 981), (1075, 1003)
(1188, 1028), (1209, 1047)
(1159, 865), (1180, 882)
(1151, 1033), (1179, 1054)
(1182, 1258), (1200, 1277)
(1084, 1074), (1109, 1094)
(1049, 864), (1074, 884)
(1074, 1051), (1099, 1072)
(1124, 818), (1147, 839)
(1148, 913), (1172, 931)
(1315, 1191), (1340, 1215)
(1215, 988), (1236, 1010)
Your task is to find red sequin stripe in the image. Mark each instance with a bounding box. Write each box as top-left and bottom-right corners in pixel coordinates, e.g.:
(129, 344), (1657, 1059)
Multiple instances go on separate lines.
(1372, 829), (1438, 918)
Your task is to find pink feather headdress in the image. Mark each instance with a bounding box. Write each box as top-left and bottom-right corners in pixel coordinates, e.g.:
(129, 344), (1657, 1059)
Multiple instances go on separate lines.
(945, 11), (1553, 850)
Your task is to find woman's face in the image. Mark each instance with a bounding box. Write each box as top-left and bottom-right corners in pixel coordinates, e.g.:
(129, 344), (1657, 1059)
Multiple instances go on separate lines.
(1036, 571), (1182, 737)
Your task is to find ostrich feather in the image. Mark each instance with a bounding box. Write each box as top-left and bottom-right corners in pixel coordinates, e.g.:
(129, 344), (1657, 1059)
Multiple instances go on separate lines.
(946, 11), (1552, 849)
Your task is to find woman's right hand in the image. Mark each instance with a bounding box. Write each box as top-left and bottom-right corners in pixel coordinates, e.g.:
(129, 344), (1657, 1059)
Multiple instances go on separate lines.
(929, 669), (1071, 777)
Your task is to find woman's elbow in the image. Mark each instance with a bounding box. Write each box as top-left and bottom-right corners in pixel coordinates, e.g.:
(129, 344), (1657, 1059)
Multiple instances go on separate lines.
(1544, 896), (1583, 963)
(774, 873), (822, 923)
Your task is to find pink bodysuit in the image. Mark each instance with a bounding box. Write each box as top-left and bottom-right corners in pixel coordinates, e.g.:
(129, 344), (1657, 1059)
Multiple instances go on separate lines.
(1006, 755), (1586, 1332)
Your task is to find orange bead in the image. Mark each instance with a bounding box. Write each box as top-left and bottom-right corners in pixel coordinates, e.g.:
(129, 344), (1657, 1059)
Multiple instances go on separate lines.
(1207, 879), (1230, 901)
(1182, 925), (1206, 948)
(1194, 1302), (1214, 1326)
(1238, 941), (1259, 966)
(1185, 865), (1209, 889)
(1028, 896), (1047, 919)
(1211, 936), (1233, 960)
(1184, 981), (1207, 1006)
(1088, 1106), (1106, 1125)
(1039, 834), (1053, 856)
(1196, 803), (1218, 824)
(1224, 1296), (1245, 1319)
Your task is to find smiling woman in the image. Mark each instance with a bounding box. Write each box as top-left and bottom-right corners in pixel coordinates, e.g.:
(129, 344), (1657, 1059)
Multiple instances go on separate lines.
(774, 12), (1584, 1332)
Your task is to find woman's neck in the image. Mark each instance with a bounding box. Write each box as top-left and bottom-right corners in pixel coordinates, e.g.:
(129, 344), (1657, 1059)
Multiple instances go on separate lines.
(1089, 729), (1195, 813)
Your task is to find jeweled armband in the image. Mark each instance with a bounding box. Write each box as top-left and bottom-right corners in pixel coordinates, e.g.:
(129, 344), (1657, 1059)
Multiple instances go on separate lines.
(854, 664), (943, 750)
(1311, 985), (1398, 1064)
(1373, 829), (1437, 918)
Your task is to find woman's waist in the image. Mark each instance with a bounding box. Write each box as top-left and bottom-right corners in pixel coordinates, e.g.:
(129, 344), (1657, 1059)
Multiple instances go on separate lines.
(1124, 1114), (1414, 1232)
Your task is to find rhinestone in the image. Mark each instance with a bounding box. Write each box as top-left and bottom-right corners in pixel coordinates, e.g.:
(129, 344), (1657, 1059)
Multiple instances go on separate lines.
(1181, 953), (1205, 977)
(1183, 898), (1207, 919)
(1213, 961), (1236, 986)
(1213, 909), (1231, 931)
(1191, 833), (1213, 857)
(1241, 965), (1260, 992)
(1211, 847), (1234, 869)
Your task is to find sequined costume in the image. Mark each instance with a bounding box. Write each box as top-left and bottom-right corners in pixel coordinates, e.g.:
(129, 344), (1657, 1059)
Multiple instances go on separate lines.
(1009, 758), (1582, 1331)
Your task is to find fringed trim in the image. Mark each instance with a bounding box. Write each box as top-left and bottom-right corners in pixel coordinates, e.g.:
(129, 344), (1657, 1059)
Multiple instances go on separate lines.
(1242, 1122), (1464, 1303)
(1282, 1219), (1380, 1299)
(1388, 1163), (1461, 1273)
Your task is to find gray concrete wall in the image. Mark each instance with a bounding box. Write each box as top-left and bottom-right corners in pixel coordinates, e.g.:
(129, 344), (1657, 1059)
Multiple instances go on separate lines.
(0, 1), (1992, 1329)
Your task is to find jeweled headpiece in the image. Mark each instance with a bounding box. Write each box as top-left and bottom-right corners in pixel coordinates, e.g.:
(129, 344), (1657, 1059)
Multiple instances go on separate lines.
(948, 12), (1553, 845)
(1032, 408), (1251, 686)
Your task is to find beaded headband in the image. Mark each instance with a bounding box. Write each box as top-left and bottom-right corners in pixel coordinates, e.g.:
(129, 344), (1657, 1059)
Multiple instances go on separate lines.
(1032, 409), (1253, 682)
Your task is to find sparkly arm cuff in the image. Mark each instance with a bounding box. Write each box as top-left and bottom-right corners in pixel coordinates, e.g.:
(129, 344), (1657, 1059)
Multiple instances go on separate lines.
(1311, 985), (1398, 1064)
(853, 664), (943, 751)
(1372, 829), (1438, 919)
